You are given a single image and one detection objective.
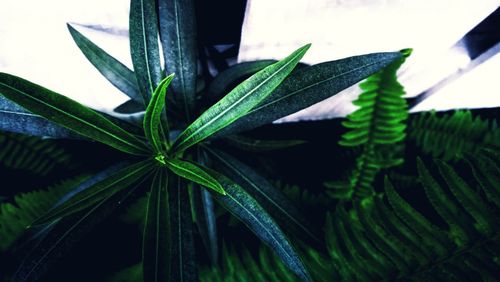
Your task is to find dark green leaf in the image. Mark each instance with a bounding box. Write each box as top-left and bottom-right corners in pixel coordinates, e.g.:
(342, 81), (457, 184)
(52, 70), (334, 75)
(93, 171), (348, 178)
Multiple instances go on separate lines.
(12, 182), (142, 282)
(114, 99), (144, 114)
(168, 174), (199, 281)
(205, 147), (321, 245)
(129, 0), (163, 102)
(436, 160), (494, 235)
(158, 0), (197, 120)
(67, 24), (142, 103)
(215, 52), (402, 137)
(0, 95), (78, 138)
(143, 168), (170, 282)
(0, 73), (149, 155)
(165, 158), (225, 195)
(223, 135), (305, 152)
(171, 44), (310, 154)
(209, 172), (312, 282)
(144, 74), (175, 154)
(192, 187), (218, 265)
(208, 60), (275, 102)
(31, 159), (156, 225)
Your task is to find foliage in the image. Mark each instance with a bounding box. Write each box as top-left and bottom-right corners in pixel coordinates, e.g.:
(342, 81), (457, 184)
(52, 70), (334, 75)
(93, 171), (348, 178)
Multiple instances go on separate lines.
(0, 131), (74, 176)
(201, 150), (500, 281)
(409, 109), (500, 161)
(0, 175), (89, 251)
(0, 0), (402, 281)
(327, 49), (411, 199)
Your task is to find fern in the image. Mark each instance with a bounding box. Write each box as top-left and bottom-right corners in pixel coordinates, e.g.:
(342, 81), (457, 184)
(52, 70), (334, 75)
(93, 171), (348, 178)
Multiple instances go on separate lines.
(334, 49), (411, 199)
(409, 110), (500, 161)
(0, 175), (89, 251)
(200, 244), (304, 282)
(0, 131), (74, 176)
(321, 151), (500, 281)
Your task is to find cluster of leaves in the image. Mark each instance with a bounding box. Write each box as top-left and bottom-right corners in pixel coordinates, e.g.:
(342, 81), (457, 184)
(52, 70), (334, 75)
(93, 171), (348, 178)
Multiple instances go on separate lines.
(326, 49), (411, 199)
(409, 110), (500, 161)
(200, 149), (500, 281)
(0, 0), (403, 281)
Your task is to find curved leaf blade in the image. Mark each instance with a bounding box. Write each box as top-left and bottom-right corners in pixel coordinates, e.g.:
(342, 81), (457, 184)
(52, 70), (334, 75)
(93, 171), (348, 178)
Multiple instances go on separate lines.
(67, 24), (142, 103)
(209, 172), (312, 282)
(158, 0), (197, 119)
(171, 44), (310, 153)
(208, 60), (275, 102)
(31, 159), (156, 225)
(165, 158), (225, 195)
(130, 0), (163, 102)
(168, 174), (198, 281)
(0, 96), (78, 138)
(144, 74), (175, 153)
(0, 73), (149, 155)
(143, 168), (170, 282)
(205, 147), (321, 245)
(216, 52), (402, 137)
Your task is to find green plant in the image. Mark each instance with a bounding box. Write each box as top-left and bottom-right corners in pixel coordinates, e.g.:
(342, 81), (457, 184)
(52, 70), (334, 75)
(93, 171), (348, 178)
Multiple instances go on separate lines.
(409, 109), (500, 161)
(0, 0), (402, 281)
(326, 49), (410, 200)
(195, 150), (500, 282)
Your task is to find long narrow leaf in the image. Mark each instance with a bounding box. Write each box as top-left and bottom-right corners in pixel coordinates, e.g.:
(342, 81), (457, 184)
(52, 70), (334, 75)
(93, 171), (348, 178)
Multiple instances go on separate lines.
(144, 74), (175, 153)
(171, 44), (310, 154)
(67, 24), (142, 102)
(0, 96), (78, 139)
(215, 52), (402, 137)
(168, 174), (198, 281)
(31, 159), (156, 225)
(158, 0), (197, 120)
(143, 168), (170, 282)
(165, 158), (225, 195)
(129, 0), (163, 102)
(0, 73), (149, 155)
(12, 182), (143, 282)
(205, 147), (321, 245)
(209, 172), (312, 282)
(223, 135), (305, 152)
(192, 186), (218, 265)
(208, 60), (275, 102)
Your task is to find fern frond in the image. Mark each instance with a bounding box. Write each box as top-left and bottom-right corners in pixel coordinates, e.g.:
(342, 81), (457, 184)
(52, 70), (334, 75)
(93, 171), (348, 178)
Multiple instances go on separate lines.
(0, 175), (90, 251)
(335, 49), (411, 199)
(0, 131), (74, 176)
(200, 244), (303, 282)
(321, 152), (500, 281)
(409, 110), (500, 161)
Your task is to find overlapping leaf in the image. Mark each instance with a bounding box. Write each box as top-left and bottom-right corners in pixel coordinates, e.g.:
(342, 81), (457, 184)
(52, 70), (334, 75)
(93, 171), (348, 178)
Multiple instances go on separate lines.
(129, 0), (163, 102)
(31, 159), (156, 225)
(143, 169), (170, 282)
(208, 171), (312, 282)
(215, 52), (402, 137)
(0, 73), (149, 155)
(144, 74), (175, 154)
(171, 44), (310, 153)
(67, 24), (142, 103)
(158, 0), (198, 119)
(165, 158), (225, 195)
